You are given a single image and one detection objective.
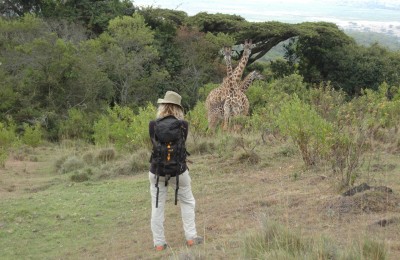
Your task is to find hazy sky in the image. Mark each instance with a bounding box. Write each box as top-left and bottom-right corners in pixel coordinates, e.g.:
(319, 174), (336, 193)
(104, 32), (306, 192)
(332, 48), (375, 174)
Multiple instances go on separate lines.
(132, 0), (400, 23)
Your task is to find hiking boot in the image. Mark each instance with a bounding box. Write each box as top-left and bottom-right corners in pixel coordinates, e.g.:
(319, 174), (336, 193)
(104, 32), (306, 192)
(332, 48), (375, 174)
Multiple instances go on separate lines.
(186, 236), (203, 246)
(154, 244), (167, 251)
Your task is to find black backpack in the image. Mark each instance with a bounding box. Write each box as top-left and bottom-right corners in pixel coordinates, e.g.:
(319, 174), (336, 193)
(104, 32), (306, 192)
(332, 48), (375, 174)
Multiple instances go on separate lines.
(150, 115), (188, 207)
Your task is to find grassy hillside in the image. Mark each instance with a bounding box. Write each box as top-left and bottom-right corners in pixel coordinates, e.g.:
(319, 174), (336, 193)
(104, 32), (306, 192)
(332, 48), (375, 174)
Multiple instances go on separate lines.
(1, 133), (399, 259)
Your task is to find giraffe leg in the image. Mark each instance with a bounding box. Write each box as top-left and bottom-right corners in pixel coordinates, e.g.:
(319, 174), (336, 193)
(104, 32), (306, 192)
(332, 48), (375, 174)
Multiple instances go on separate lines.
(223, 102), (231, 132)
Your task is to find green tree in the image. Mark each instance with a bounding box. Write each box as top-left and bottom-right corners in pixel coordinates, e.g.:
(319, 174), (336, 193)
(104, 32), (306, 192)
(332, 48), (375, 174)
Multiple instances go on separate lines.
(99, 13), (167, 107)
(294, 22), (354, 84)
(326, 43), (400, 95)
(1, 0), (135, 34)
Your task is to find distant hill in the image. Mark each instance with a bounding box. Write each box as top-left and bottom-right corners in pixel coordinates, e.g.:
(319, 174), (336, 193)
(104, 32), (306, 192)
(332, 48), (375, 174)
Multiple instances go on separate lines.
(260, 29), (400, 62)
(344, 30), (400, 50)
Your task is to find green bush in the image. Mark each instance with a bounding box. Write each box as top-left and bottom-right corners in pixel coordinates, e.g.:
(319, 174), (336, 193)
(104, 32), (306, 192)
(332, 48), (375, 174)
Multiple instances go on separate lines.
(0, 119), (18, 167)
(58, 108), (93, 141)
(330, 127), (367, 188)
(0, 120), (18, 148)
(186, 101), (209, 141)
(129, 103), (156, 149)
(306, 82), (347, 122)
(92, 115), (111, 147)
(93, 103), (155, 151)
(337, 83), (400, 147)
(246, 77), (301, 133)
(21, 123), (42, 147)
(276, 95), (334, 167)
(93, 105), (134, 150)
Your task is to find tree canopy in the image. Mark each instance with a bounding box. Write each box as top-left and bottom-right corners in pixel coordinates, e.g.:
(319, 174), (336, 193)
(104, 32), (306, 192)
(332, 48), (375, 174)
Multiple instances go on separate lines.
(1, 2), (400, 139)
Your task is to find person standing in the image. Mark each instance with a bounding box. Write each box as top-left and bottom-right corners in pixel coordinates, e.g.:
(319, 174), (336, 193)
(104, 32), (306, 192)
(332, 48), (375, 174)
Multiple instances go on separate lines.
(148, 91), (203, 251)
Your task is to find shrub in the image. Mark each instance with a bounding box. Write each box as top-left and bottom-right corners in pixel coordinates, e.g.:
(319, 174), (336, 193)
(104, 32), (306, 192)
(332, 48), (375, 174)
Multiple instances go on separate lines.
(58, 108), (93, 141)
(186, 101), (209, 141)
(237, 151), (260, 164)
(128, 103), (156, 149)
(96, 148), (116, 163)
(60, 156), (85, 174)
(115, 150), (149, 176)
(54, 155), (68, 172)
(0, 119), (18, 167)
(276, 95), (334, 167)
(82, 151), (95, 165)
(246, 79), (293, 133)
(93, 103), (155, 151)
(93, 105), (134, 150)
(70, 171), (90, 182)
(0, 120), (18, 148)
(21, 123), (42, 147)
(330, 126), (367, 188)
(306, 82), (347, 122)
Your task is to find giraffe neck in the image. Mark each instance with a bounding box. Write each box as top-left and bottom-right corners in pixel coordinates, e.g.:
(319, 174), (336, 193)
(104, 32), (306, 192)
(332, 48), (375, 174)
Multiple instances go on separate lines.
(239, 71), (263, 92)
(223, 46), (237, 93)
(232, 40), (252, 84)
(224, 46), (233, 79)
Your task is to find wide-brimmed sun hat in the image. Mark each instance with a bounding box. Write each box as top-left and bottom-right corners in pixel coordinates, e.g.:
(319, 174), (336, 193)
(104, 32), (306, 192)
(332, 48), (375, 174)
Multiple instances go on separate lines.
(157, 91), (183, 108)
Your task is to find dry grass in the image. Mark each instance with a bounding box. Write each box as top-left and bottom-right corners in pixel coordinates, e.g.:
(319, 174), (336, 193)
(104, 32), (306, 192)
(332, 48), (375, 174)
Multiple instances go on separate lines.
(0, 137), (399, 259)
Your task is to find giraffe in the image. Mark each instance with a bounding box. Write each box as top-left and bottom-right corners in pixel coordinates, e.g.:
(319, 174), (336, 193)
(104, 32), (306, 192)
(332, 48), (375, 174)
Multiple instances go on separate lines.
(221, 41), (256, 130)
(205, 40), (254, 130)
(223, 70), (263, 130)
(205, 46), (235, 130)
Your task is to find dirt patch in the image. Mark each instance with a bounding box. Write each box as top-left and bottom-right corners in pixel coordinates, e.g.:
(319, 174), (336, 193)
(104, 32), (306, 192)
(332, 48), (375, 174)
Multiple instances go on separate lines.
(325, 190), (400, 215)
(342, 183), (393, 196)
(0, 158), (45, 199)
(369, 217), (400, 227)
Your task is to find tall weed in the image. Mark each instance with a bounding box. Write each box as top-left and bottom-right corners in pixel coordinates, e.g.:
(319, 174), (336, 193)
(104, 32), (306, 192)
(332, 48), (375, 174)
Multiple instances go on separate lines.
(243, 220), (387, 260)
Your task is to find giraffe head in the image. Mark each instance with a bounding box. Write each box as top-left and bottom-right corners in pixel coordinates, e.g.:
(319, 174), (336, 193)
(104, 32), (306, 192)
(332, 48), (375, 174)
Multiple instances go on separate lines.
(243, 39), (253, 57)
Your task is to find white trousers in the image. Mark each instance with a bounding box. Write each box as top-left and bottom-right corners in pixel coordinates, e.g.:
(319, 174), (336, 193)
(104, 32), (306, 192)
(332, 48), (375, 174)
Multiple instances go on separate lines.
(149, 170), (197, 246)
